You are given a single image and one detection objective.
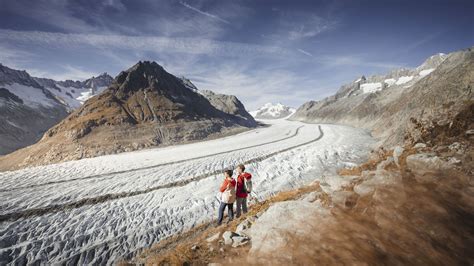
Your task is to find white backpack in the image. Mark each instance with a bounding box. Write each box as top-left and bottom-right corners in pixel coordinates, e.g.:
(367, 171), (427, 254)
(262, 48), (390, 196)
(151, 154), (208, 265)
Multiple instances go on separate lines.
(221, 178), (236, 204)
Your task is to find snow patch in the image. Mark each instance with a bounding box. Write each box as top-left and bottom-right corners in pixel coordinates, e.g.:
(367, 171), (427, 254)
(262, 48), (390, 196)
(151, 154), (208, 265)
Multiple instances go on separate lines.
(419, 68), (435, 77)
(360, 82), (382, 94)
(3, 83), (57, 107)
(384, 78), (396, 86)
(52, 85), (108, 109)
(395, 76), (414, 85)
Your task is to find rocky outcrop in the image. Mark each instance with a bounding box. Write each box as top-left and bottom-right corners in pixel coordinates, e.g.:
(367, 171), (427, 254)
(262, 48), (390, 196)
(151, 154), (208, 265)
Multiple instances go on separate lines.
(290, 48), (473, 146)
(200, 90), (256, 127)
(0, 61), (257, 170)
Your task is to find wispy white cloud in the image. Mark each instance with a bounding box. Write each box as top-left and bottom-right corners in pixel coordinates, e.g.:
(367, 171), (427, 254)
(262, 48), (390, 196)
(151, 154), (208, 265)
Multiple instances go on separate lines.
(0, 44), (38, 69)
(320, 55), (403, 69)
(287, 15), (335, 40)
(0, 29), (290, 58)
(180, 1), (230, 24)
(297, 48), (313, 57)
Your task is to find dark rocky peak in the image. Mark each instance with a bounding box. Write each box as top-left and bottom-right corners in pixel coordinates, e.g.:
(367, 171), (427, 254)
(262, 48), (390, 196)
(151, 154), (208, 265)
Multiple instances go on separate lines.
(84, 72), (114, 88)
(113, 61), (193, 100)
(57, 79), (84, 88)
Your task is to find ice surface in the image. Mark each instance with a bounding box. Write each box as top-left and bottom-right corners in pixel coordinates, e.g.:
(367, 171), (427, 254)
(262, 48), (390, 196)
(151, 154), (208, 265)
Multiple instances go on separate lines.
(0, 120), (374, 264)
(52, 85), (108, 109)
(2, 83), (57, 107)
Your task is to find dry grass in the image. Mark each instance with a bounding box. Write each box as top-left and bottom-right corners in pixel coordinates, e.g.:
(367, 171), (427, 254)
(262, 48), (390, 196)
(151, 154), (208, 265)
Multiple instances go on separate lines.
(338, 148), (394, 176)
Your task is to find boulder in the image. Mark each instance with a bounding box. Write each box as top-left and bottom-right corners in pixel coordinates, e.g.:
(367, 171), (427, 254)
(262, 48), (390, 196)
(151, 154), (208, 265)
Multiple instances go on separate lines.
(221, 231), (248, 247)
(248, 200), (331, 261)
(231, 236), (250, 248)
(222, 231), (237, 246)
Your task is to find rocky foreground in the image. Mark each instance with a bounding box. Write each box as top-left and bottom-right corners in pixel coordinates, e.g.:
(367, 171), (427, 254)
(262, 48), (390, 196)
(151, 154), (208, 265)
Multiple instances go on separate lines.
(132, 99), (473, 265)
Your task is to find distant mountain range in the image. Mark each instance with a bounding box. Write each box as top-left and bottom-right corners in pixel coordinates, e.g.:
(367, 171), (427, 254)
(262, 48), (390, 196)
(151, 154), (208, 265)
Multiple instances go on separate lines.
(290, 47), (474, 146)
(34, 73), (114, 110)
(250, 103), (296, 119)
(0, 61), (256, 169)
(0, 64), (114, 155)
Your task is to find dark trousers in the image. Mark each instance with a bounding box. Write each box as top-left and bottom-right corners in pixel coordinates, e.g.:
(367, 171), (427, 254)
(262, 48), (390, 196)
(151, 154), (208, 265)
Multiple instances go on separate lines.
(236, 197), (248, 218)
(217, 202), (234, 225)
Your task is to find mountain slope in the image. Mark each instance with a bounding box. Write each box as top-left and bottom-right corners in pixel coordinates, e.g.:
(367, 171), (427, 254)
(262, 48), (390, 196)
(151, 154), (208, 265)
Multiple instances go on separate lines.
(0, 64), (69, 155)
(34, 73), (113, 110)
(0, 61), (257, 169)
(290, 47), (473, 146)
(199, 89), (256, 126)
(250, 103), (296, 119)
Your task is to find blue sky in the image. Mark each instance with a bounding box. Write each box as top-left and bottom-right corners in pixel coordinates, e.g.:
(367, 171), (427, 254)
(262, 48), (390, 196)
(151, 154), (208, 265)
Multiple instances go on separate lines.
(0, 0), (473, 110)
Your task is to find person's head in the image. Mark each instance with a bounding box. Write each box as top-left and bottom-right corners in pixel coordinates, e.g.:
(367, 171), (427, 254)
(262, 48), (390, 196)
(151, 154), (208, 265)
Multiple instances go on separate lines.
(237, 164), (245, 174)
(224, 169), (233, 178)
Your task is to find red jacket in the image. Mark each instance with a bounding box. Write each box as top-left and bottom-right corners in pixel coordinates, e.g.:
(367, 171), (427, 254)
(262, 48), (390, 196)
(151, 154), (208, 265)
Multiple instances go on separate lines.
(220, 178), (236, 193)
(236, 172), (252, 198)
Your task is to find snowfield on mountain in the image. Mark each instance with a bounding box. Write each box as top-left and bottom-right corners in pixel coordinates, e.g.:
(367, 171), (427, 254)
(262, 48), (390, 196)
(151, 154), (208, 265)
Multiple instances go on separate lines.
(0, 119), (374, 264)
(250, 103), (296, 119)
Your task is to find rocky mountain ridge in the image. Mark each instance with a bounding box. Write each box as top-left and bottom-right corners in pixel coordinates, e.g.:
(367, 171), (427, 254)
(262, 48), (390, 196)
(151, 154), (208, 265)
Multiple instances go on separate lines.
(34, 72), (114, 109)
(290, 48), (473, 146)
(0, 61), (257, 169)
(0, 64), (69, 155)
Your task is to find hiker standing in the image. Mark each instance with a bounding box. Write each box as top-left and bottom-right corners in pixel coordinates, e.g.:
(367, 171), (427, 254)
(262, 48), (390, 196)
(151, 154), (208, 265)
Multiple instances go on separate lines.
(236, 164), (252, 218)
(217, 169), (236, 225)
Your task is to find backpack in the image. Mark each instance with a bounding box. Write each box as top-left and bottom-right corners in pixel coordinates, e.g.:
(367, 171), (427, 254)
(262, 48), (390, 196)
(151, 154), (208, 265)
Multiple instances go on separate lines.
(240, 173), (252, 194)
(221, 179), (236, 204)
(245, 179), (252, 193)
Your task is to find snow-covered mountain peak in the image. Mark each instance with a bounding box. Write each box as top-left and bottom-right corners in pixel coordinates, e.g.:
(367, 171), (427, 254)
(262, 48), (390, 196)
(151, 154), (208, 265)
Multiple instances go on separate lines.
(251, 102), (296, 119)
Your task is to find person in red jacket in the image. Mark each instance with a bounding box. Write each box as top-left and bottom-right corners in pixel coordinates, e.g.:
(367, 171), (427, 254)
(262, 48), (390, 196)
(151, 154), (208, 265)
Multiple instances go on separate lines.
(236, 164), (252, 218)
(217, 169), (236, 225)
